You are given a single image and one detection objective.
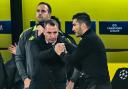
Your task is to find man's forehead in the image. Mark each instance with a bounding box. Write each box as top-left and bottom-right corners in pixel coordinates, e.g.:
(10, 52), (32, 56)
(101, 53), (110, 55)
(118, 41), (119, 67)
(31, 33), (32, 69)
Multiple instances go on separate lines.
(73, 19), (77, 23)
(37, 4), (48, 10)
(72, 19), (79, 25)
(45, 25), (58, 31)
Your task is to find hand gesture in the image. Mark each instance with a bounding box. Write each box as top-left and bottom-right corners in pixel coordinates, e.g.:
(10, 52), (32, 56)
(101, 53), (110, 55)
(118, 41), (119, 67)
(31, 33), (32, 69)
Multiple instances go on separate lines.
(54, 43), (66, 55)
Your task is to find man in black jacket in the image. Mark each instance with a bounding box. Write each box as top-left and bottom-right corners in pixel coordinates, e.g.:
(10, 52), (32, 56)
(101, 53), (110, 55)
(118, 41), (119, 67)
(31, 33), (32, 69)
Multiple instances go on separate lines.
(55, 12), (112, 89)
(28, 19), (76, 89)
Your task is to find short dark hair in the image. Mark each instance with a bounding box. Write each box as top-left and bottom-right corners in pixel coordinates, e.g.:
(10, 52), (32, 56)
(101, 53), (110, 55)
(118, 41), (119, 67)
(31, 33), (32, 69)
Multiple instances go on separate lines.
(72, 12), (91, 28)
(44, 19), (59, 28)
(51, 16), (61, 30)
(37, 2), (52, 14)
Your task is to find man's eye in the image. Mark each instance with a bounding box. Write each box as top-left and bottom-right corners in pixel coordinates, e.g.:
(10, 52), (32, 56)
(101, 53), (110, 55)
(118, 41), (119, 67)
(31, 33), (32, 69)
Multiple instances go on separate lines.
(47, 32), (51, 34)
(41, 10), (47, 13)
(54, 32), (57, 34)
(37, 10), (40, 12)
(72, 24), (76, 26)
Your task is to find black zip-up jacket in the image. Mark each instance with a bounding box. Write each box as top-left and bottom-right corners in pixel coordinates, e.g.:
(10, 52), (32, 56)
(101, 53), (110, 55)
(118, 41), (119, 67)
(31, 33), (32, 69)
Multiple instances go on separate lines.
(26, 35), (76, 89)
(61, 29), (111, 87)
(15, 27), (35, 80)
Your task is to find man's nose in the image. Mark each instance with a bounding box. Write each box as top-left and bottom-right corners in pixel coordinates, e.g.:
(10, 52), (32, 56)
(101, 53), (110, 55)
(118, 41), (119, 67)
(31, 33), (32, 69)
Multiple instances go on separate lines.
(38, 11), (42, 14)
(51, 34), (55, 38)
(72, 28), (75, 32)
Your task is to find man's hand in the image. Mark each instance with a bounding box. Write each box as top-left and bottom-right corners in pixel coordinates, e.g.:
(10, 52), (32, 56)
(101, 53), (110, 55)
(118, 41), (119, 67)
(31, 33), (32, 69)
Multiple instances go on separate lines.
(54, 43), (66, 55)
(36, 25), (44, 36)
(66, 80), (74, 89)
(8, 43), (17, 55)
(24, 78), (31, 89)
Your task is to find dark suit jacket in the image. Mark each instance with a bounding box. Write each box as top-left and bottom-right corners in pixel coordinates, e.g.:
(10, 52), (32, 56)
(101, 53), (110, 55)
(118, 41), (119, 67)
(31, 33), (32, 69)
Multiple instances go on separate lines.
(29, 35), (75, 89)
(61, 30), (111, 86)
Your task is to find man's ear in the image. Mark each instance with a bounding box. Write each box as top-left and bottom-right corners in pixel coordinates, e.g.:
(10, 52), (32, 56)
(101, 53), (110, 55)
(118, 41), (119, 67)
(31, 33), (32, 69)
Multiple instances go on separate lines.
(81, 23), (88, 32)
(48, 14), (51, 19)
(81, 23), (86, 29)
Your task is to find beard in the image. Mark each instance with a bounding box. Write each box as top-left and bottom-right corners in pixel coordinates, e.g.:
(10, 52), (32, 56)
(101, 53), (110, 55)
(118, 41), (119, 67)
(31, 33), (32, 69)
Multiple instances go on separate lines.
(47, 38), (57, 44)
(75, 28), (83, 37)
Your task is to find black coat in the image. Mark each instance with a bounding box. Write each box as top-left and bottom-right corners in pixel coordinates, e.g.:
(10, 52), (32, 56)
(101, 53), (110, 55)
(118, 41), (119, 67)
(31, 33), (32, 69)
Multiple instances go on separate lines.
(28, 35), (75, 89)
(0, 53), (6, 89)
(5, 55), (23, 89)
(61, 30), (111, 89)
(15, 27), (36, 80)
(15, 25), (77, 89)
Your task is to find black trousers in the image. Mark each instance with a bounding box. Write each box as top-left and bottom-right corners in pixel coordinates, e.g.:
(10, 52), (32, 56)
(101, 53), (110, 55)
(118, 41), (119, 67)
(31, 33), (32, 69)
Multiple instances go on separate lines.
(13, 80), (24, 89)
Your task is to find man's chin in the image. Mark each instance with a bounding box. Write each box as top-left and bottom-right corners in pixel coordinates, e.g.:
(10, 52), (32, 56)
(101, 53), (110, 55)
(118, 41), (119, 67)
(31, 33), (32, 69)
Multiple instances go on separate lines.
(37, 18), (44, 22)
(38, 19), (43, 22)
(75, 34), (80, 37)
(49, 41), (55, 43)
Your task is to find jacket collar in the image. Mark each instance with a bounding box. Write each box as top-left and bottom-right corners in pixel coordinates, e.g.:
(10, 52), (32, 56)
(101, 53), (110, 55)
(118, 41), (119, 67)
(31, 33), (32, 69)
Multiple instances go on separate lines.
(81, 29), (92, 38)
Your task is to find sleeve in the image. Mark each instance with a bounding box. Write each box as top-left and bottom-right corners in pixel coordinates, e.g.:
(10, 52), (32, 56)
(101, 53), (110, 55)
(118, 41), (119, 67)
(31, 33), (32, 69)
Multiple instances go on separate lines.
(15, 32), (28, 80)
(59, 35), (77, 54)
(39, 47), (60, 63)
(66, 64), (81, 82)
(70, 68), (81, 82)
(59, 36), (80, 82)
(60, 38), (91, 65)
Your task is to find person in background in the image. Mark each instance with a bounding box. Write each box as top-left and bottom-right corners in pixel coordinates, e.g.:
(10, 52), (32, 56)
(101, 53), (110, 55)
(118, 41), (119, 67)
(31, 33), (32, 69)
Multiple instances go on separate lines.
(0, 52), (6, 89)
(54, 12), (112, 89)
(15, 2), (51, 89)
(5, 44), (23, 89)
